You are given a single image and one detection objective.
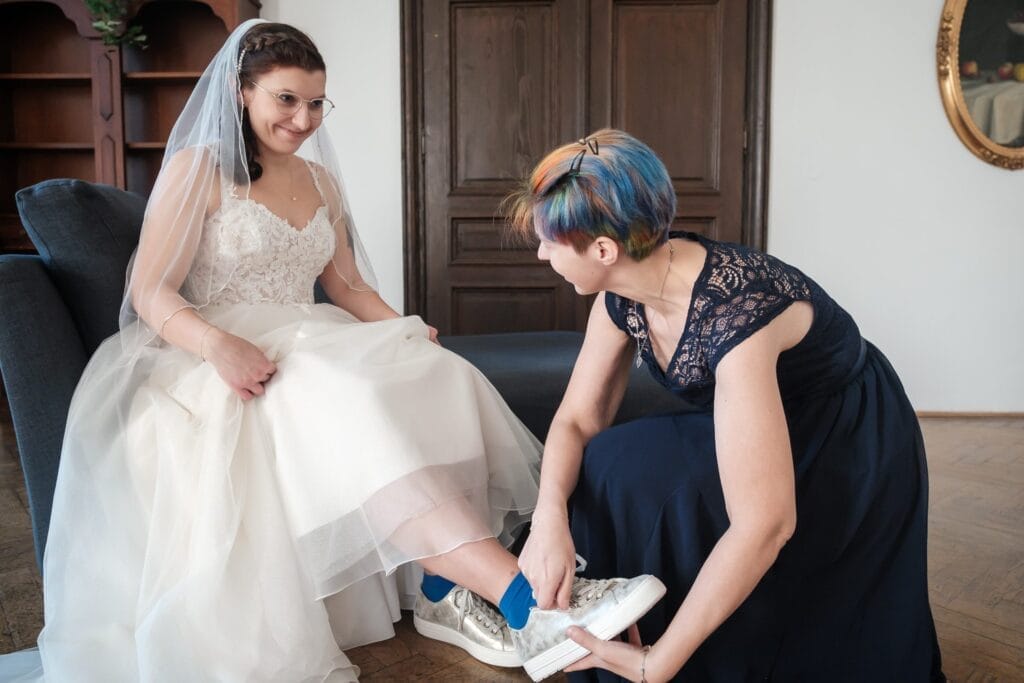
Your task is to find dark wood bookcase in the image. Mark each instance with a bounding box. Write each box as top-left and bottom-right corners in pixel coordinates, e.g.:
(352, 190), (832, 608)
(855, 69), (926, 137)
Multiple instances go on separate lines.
(0, 0), (260, 253)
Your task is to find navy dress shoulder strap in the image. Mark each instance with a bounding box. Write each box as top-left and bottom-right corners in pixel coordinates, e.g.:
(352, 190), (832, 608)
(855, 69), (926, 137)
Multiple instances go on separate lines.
(698, 239), (813, 373)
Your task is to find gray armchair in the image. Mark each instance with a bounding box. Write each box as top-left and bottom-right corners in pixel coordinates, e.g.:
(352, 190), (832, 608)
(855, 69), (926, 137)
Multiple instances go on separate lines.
(0, 179), (688, 570)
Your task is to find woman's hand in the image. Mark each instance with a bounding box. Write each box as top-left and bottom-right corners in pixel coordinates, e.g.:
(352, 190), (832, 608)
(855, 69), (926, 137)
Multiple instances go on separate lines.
(203, 328), (277, 401)
(426, 324), (441, 346)
(518, 506), (578, 609)
(564, 625), (674, 683)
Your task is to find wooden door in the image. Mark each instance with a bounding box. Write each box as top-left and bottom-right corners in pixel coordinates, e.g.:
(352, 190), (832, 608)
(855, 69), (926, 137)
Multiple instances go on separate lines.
(590, 0), (748, 242)
(404, 0), (769, 334)
(415, 0), (589, 335)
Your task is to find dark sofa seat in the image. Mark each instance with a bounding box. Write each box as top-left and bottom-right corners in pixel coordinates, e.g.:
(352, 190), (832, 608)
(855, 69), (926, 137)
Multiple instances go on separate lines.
(441, 331), (688, 441)
(0, 179), (688, 570)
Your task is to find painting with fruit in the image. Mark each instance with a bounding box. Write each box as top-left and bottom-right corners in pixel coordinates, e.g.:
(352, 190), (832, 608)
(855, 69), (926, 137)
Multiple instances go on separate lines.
(956, 0), (1024, 147)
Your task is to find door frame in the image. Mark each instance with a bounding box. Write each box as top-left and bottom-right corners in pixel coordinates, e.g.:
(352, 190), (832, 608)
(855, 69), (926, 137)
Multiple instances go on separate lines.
(400, 0), (772, 317)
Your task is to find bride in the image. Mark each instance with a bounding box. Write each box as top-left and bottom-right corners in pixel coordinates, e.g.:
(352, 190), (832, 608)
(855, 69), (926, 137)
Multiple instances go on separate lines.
(6, 19), (665, 683)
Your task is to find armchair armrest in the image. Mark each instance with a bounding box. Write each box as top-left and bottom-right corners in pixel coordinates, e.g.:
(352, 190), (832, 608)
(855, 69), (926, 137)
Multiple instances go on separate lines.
(0, 254), (88, 569)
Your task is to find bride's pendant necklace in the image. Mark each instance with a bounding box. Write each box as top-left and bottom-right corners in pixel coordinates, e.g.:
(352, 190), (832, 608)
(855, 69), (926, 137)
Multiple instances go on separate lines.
(288, 161), (298, 201)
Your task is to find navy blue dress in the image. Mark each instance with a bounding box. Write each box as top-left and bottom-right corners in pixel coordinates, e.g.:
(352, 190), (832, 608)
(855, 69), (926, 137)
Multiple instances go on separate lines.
(569, 232), (944, 682)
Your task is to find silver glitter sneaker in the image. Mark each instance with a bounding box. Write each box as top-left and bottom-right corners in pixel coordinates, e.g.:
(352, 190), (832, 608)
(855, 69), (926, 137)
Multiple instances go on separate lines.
(413, 586), (523, 668)
(511, 574), (666, 682)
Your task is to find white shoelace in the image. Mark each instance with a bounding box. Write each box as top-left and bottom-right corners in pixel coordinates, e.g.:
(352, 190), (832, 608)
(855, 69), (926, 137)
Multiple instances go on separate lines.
(571, 577), (616, 606)
(570, 553), (616, 606)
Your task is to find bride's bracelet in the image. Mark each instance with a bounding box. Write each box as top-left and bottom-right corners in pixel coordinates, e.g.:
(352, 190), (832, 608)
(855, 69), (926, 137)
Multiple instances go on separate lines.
(199, 324), (216, 362)
(159, 304), (196, 336)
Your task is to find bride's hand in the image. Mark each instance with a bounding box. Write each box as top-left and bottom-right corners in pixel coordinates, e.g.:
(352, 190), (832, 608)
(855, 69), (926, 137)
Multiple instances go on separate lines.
(519, 506), (577, 609)
(203, 328), (277, 401)
(426, 324), (440, 346)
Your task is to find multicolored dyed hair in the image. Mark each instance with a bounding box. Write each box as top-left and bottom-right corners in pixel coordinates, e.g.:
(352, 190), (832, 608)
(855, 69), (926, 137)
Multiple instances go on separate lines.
(506, 129), (675, 260)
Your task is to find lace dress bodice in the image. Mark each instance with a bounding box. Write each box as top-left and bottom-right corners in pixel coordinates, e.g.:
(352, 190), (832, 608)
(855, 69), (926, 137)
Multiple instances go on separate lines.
(607, 232), (864, 408)
(181, 195), (335, 307)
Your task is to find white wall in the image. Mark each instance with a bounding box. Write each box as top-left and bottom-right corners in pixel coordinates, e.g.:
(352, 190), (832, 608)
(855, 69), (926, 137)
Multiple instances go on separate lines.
(264, 0), (1023, 411)
(770, 0), (1024, 411)
(260, 0), (405, 311)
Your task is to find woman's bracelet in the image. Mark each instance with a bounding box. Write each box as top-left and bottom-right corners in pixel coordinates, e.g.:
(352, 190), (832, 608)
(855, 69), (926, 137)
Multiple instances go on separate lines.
(640, 644), (652, 683)
(199, 324), (215, 362)
(158, 304), (196, 336)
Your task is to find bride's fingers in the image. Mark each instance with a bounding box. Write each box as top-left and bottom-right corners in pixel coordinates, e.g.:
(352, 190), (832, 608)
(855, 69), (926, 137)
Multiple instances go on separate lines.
(627, 624), (642, 647)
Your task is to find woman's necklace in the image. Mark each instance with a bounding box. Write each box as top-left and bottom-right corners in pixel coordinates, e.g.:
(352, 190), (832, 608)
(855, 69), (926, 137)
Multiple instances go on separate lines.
(625, 239), (675, 368)
(657, 239), (674, 300)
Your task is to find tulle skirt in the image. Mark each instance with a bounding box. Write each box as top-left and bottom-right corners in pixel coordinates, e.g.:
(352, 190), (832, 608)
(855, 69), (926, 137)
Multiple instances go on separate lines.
(26, 302), (541, 682)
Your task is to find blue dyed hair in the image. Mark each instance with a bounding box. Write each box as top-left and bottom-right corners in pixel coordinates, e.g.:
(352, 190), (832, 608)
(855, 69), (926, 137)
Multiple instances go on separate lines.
(507, 129), (676, 259)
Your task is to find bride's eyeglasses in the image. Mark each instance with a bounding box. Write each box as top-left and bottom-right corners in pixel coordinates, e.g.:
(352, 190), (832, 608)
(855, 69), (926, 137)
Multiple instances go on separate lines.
(248, 80), (336, 120)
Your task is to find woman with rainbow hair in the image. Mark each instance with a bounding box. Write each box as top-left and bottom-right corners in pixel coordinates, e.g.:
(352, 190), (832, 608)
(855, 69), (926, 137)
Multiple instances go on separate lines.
(508, 129), (944, 682)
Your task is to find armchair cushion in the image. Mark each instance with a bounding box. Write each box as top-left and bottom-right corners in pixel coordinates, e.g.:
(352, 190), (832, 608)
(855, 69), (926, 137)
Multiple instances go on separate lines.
(15, 179), (146, 355)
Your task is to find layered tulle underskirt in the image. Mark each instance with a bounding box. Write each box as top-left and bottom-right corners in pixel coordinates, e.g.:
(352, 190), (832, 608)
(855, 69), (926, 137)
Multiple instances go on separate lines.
(26, 303), (540, 682)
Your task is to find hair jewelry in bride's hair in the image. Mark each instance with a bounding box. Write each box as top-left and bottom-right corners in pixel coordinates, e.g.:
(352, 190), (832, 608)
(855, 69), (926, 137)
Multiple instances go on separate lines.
(236, 23), (325, 182)
(119, 18), (379, 351)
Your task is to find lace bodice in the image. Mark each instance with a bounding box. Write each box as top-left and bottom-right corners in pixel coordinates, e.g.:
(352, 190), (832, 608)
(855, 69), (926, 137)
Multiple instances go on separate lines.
(607, 232), (861, 407)
(181, 196), (335, 306)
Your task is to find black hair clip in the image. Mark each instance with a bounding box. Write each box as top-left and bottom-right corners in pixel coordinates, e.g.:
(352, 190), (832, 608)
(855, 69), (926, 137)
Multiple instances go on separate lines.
(568, 136), (600, 176)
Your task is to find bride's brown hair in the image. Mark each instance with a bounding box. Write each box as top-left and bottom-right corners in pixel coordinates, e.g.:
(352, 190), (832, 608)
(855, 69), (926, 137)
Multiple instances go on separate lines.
(237, 23), (326, 181)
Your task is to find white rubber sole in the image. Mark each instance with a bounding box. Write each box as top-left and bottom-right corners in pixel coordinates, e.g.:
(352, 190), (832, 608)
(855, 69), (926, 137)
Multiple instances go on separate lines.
(413, 614), (524, 668)
(522, 575), (667, 682)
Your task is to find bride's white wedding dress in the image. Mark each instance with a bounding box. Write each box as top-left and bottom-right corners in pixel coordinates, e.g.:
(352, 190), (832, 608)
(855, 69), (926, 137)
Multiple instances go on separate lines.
(13, 186), (541, 682)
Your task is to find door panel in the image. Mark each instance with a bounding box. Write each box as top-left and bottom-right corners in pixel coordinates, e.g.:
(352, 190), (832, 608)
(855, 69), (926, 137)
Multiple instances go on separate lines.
(421, 0), (587, 334)
(409, 0), (762, 333)
(591, 0), (747, 241)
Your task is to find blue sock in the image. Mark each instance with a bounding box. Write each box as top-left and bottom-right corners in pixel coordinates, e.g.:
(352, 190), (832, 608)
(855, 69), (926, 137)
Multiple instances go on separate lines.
(498, 572), (537, 630)
(421, 573), (456, 602)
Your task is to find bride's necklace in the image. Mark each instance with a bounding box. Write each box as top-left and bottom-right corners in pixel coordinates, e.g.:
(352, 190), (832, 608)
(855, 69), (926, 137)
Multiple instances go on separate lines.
(287, 161), (298, 202)
(260, 161), (299, 203)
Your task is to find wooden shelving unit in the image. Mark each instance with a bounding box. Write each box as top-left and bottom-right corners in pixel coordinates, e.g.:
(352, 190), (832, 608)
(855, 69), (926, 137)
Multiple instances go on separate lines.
(0, 73), (92, 81)
(0, 0), (260, 253)
(123, 71), (206, 81)
(0, 1), (94, 251)
(121, 0), (247, 195)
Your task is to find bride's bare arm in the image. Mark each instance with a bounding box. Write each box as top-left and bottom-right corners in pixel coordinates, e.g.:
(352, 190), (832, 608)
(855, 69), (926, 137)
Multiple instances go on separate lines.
(319, 259), (401, 323)
(128, 148), (213, 333)
(130, 148), (275, 400)
(307, 162), (402, 323)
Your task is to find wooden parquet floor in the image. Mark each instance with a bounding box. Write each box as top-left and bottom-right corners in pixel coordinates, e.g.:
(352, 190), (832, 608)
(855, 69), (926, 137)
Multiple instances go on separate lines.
(1, 392), (1021, 680)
